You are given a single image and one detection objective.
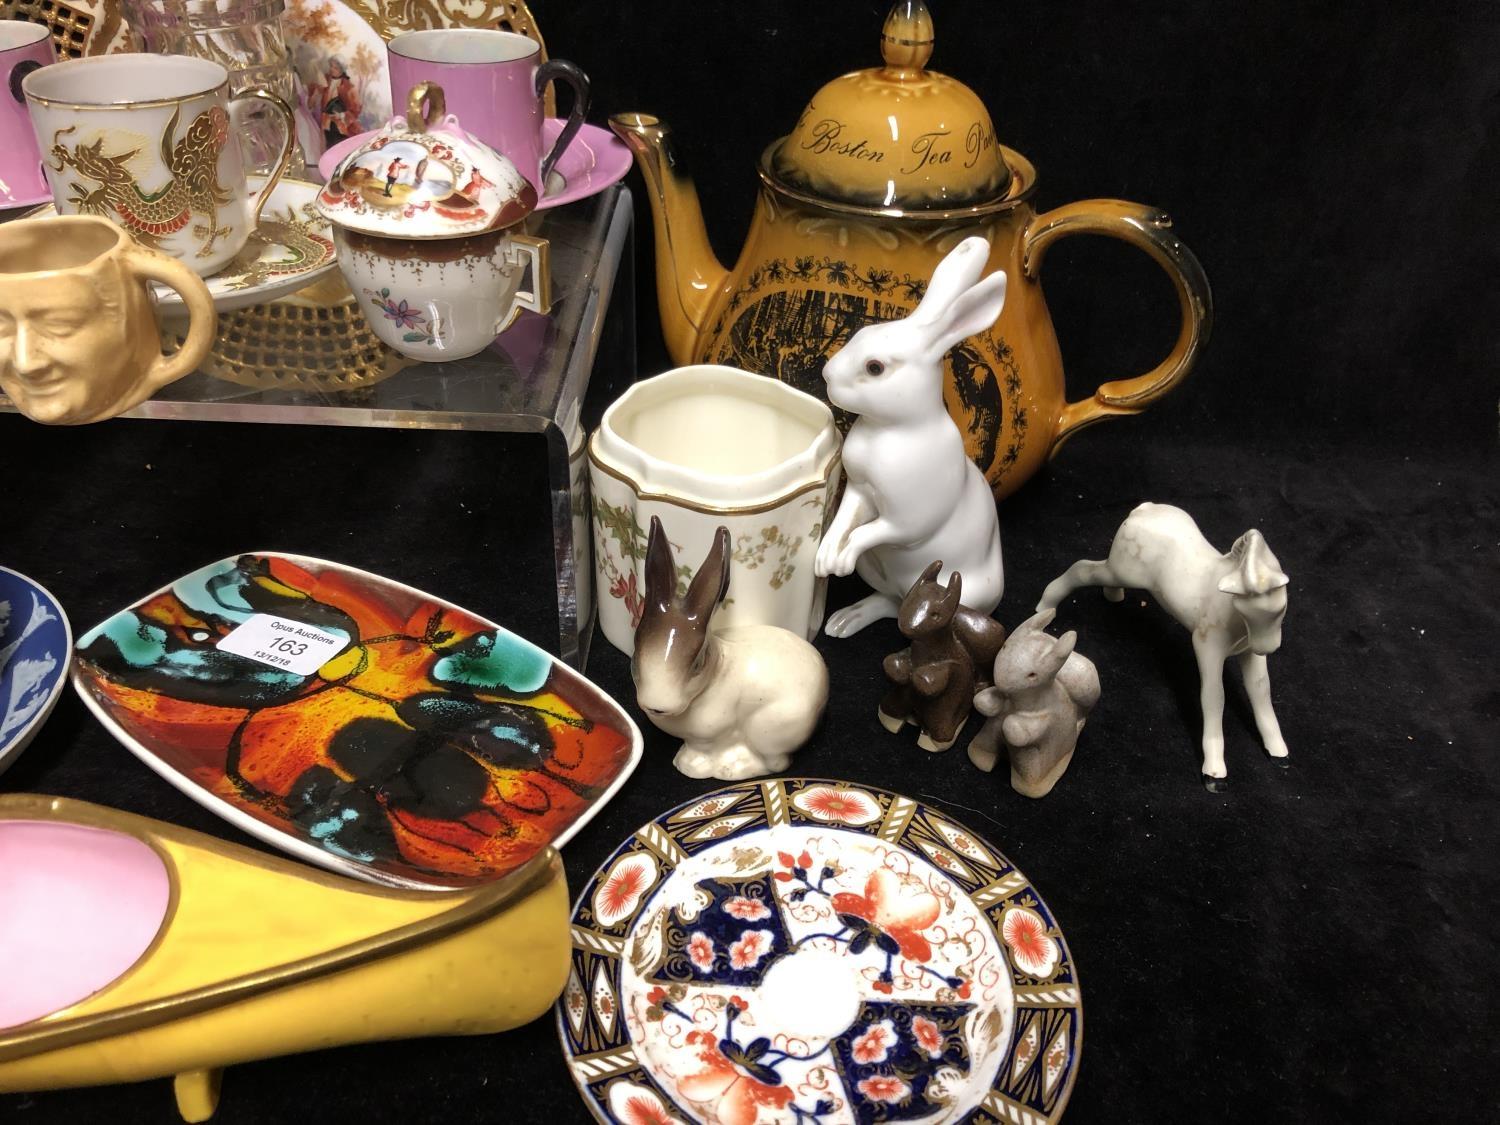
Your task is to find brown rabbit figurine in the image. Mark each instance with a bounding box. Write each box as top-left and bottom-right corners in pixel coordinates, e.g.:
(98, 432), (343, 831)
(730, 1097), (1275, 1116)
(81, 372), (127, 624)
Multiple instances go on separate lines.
(879, 562), (1007, 752)
(633, 517), (829, 780)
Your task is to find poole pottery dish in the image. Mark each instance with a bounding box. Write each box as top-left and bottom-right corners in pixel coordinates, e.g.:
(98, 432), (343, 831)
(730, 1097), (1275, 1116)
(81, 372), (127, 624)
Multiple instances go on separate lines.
(71, 552), (642, 889)
(319, 118), (634, 210)
(0, 566), (70, 775)
(0, 794), (569, 1121)
(27, 177), (338, 313)
(557, 778), (1082, 1124)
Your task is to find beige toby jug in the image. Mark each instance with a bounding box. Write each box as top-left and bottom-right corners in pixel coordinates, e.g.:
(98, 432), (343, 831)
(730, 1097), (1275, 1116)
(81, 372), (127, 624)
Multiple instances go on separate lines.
(613, 0), (1212, 500)
(0, 215), (215, 424)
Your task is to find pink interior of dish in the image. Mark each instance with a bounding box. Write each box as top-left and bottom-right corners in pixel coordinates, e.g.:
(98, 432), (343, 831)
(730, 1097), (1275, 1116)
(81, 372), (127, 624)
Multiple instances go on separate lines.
(0, 820), (171, 1028)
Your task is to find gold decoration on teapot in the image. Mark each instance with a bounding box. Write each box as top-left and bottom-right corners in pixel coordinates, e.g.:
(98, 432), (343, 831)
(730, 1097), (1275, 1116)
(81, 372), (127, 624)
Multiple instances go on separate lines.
(772, 0), (1008, 211)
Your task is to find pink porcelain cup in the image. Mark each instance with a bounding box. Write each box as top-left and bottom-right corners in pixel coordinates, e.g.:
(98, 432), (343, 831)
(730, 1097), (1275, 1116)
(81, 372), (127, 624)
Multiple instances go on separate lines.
(0, 21), (54, 207)
(387, 28), (588, 197)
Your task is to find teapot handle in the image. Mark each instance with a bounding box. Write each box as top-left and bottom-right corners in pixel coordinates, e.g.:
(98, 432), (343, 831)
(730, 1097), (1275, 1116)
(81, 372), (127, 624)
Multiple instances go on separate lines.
(1022, 199), (1212, 454)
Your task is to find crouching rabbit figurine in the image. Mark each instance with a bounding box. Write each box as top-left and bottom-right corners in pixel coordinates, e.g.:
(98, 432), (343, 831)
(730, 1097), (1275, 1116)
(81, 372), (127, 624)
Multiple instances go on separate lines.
(814, 236), (1006, 637)
(880, 562), (1007, 752)
(1037, 502), (1289, 792)
(969, 609), (1100, 798)
(634, 516), (828, 780)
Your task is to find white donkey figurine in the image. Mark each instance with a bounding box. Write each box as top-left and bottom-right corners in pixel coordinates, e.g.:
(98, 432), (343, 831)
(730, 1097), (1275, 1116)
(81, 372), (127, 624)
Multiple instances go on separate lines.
(814, 236), (1006, 637)
(1037, 502), (1289, 791)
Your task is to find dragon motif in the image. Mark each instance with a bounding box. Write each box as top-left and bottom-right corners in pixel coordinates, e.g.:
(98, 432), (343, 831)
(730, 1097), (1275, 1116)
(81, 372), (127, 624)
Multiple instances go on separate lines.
(49, 105), (233, 259)
(221, 201), (336, 292)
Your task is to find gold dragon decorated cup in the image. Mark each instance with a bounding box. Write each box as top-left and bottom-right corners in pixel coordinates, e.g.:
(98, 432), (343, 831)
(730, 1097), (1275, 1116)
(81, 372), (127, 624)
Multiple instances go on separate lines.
(23, 54), (295, 277)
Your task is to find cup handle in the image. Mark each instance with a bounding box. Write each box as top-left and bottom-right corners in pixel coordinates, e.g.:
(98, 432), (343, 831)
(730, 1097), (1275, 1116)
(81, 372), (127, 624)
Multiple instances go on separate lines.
(1022, 199), (1213, 454)
(123, 244), (217, 394)
(497, 233), (552, 332)
(9, 60), (42, 104)
(534, 59), (590, 187)
(229, 86), (297, 225)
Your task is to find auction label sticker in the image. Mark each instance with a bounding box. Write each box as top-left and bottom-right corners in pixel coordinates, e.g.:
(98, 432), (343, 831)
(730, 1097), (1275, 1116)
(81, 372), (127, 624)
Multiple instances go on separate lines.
(216, 614), (351, 675)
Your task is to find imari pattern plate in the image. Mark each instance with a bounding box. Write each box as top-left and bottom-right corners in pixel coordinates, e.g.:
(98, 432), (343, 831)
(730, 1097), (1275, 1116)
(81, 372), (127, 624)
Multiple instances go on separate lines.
(557, 779), (1082, 1124)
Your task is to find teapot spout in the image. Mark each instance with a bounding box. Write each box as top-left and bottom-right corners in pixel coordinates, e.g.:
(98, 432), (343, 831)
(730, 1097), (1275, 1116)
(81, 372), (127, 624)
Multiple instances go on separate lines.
(610, 113), (728, 366)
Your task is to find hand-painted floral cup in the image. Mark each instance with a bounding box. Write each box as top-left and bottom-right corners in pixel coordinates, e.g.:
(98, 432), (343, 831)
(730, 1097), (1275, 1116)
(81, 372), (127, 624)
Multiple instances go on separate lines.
(589, 365), (841, 654)
(387, 28), (588, 197)
(318, 82), (550, 362)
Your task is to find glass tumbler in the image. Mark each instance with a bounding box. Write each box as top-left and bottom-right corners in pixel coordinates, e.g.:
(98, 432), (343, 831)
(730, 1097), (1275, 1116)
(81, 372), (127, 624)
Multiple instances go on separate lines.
(125, 0), (299, 173)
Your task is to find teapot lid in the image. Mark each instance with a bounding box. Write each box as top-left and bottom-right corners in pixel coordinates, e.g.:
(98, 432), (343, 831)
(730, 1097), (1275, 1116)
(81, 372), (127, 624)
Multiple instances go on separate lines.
(316, 82), (536, 239)
(769, 1), (1010, 211)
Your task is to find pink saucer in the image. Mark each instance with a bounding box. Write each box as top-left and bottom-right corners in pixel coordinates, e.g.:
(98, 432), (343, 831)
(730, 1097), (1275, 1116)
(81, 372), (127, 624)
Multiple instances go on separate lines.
(317, 119), (632, 211)
(0, 186), (53, 212)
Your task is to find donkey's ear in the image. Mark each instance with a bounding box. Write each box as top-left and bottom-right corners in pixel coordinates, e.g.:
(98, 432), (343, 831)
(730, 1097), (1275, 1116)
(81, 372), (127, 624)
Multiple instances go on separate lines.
(1219, 530), (1289, 596)
(684, 525), (731, 620)
(1020, 606), (1057, 634)
(918, 559), (944, 584)
(910, 236), (991, 326)
(1050, 630), (1078, 666)
(942, 569), (963, 607)
(644, 516), (678, 613)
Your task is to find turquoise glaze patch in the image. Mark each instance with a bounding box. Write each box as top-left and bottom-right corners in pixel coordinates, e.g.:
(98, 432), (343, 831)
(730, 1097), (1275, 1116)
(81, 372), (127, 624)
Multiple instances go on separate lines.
(433, 630), (551, 695)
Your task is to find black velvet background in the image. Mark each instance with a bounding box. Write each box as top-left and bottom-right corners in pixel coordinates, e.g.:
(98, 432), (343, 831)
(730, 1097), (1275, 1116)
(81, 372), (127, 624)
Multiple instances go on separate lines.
(2, 1), (1497, 1121)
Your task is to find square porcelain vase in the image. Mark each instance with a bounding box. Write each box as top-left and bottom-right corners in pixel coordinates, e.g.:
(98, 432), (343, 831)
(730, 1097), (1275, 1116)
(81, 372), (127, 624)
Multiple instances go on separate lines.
(589, 365), (840, 654)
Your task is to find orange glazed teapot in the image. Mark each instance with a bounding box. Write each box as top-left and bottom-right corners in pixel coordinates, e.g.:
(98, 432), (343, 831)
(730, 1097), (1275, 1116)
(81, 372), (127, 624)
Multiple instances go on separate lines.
(612, 0), (1212, 500)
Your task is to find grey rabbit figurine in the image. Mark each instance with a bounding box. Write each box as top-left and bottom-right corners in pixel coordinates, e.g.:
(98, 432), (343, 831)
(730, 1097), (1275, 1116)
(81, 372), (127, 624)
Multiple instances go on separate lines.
(968, 608), (1100, 798)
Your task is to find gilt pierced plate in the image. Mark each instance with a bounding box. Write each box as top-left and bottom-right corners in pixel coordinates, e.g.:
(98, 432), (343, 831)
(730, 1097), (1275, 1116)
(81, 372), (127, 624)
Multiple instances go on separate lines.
(557, 779), (1082, 1124)
(0, 0), (133, 59)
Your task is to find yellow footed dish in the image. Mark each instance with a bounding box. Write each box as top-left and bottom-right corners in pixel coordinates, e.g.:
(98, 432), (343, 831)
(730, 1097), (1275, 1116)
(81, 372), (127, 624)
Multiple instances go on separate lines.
(0, 794), (569, 1120)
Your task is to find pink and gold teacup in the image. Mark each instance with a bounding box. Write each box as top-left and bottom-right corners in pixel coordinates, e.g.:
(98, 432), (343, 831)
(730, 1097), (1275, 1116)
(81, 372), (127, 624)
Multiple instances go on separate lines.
(0, 21), (54, 208)
(387, 29), (588, 197)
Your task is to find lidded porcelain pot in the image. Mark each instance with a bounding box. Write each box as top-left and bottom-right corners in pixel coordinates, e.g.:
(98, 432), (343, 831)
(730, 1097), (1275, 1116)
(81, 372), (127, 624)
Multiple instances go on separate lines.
(317, 82), (551, 362)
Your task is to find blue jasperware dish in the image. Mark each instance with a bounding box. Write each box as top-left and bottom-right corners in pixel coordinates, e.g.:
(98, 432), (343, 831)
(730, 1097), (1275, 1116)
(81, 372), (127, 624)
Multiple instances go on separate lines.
(0, 566), (71, 776)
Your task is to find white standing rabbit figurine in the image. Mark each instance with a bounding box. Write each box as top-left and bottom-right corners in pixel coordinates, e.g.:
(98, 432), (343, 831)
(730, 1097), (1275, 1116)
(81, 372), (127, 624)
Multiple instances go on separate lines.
(814, 235), (1007, 637)
(633, 516), (829, 781)
(1037, 502), (1290, 791)
(968, 609), (1100, 798)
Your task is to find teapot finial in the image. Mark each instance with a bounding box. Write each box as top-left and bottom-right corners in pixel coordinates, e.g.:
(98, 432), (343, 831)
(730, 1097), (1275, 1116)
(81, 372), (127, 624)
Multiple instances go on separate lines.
(881, 0), (934, 73)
